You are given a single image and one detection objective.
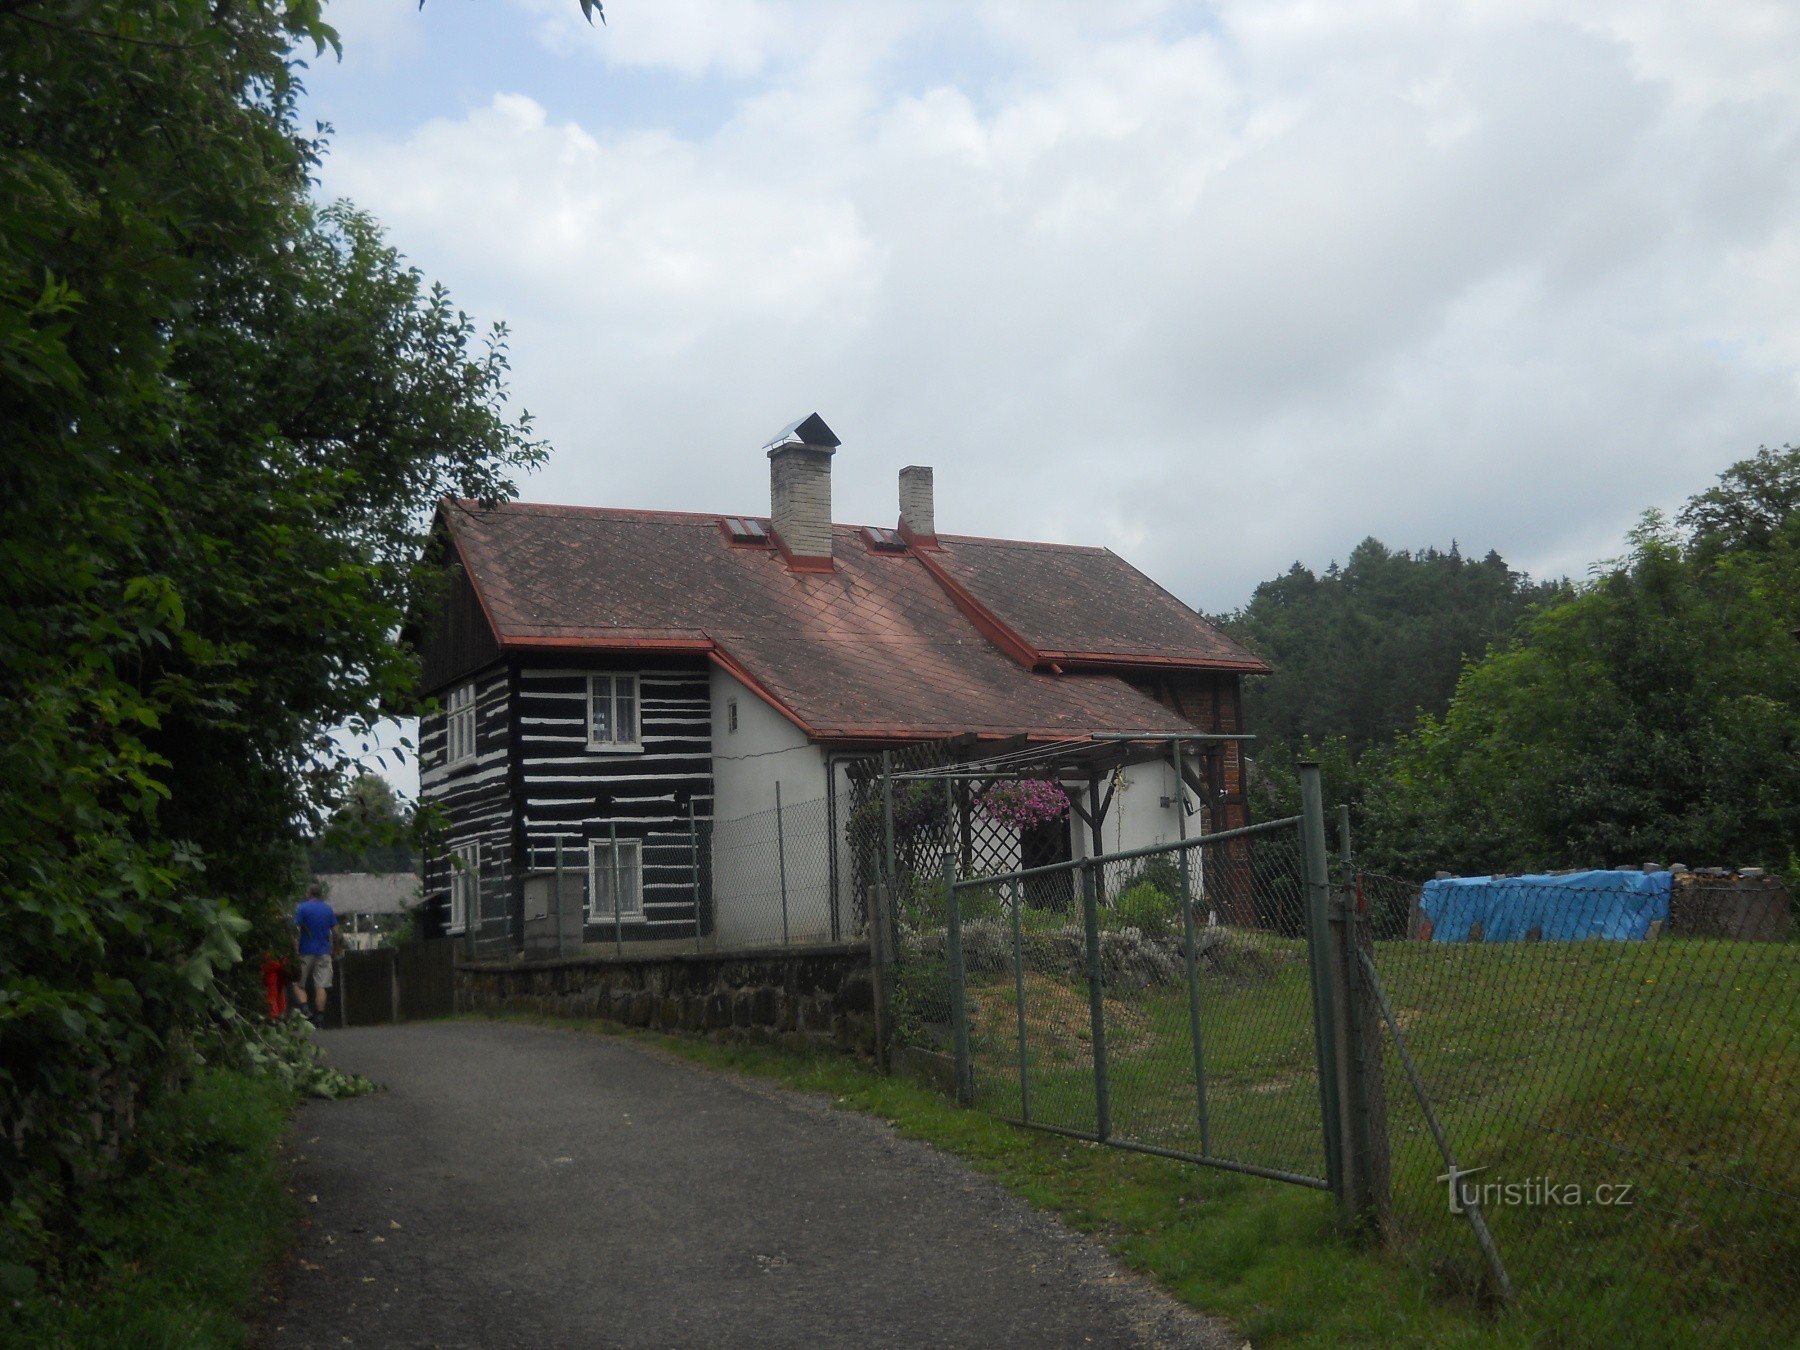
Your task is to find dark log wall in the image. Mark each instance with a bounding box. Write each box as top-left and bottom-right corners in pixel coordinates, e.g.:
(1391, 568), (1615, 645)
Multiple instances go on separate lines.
(515, 661), (714, 941)
(1128, 672), (1249, 831)
(417, 561), (501, 698)
(420, 663), (513, 946)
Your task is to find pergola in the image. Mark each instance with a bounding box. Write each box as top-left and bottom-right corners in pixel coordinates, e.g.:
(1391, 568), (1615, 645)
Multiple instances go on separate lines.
(883, 730), (1255, 864)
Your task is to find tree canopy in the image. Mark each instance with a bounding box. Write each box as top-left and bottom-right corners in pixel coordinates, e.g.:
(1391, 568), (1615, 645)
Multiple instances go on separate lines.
(1219, 448), (1800, 892)
(1218, 538), (1563, 752)
(1366, 451), (1800, 879)
(1, 0), (540, 1253)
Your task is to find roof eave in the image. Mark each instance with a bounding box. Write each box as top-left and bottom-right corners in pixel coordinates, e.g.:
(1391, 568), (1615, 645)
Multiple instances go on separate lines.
(1044, 651), (1272, 676)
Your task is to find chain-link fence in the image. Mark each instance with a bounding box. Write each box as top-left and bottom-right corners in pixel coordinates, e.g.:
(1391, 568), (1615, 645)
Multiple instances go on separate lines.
(1357, 868), (1798, 1344)
(938, 821), (1334, 1189)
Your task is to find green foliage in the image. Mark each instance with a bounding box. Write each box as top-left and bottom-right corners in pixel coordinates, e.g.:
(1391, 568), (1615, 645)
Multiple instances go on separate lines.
(1218, 537), (1563, 755)
(309, 771), (420, 874)
(1108, 881), (1178, 938)
(0, 1), (539, 1247)
(1224, 447), (1800, 884)
(2, 1067), (298, 1348)
(207, 1004), (378, 1102)
(1348, 448), (1800, 877)
(1679, 442), (1800, 561)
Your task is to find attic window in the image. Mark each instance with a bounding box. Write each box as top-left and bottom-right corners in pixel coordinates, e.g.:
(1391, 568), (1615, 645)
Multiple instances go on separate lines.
(863, 526), (906, 552)
(722, 516), (771, 546)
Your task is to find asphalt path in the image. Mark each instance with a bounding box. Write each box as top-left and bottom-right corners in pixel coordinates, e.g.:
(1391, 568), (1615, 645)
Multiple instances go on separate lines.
(260, 1021), (1238, 1349)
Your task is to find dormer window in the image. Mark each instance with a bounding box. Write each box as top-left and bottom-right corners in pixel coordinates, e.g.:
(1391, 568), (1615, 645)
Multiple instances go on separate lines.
(722, 516), (772, 546)
(863, 526), (906, 552)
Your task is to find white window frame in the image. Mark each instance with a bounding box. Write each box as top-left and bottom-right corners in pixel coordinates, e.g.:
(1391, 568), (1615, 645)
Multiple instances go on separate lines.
(448, 841), (479, 933)
(588, 838), (644, 922)
(726, 697), (739, 734)
(446, 682), (477, 767)
(587, 673), (642, 752)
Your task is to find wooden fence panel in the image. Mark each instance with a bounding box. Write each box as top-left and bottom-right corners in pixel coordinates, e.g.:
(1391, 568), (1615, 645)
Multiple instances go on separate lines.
(396, 939), (456, 1021)
(339, 948), (397, 1027)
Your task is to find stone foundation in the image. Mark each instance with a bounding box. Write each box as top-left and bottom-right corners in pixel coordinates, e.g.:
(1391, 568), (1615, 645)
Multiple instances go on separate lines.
(457, 944), (877, 1054)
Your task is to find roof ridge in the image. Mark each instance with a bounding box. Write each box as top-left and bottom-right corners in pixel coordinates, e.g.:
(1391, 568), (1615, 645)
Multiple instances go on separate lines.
(450, 499), (1116, 553)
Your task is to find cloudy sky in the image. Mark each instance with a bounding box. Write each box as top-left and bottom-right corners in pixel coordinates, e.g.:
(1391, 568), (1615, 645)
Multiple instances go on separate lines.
(307, 0), (1798, 608)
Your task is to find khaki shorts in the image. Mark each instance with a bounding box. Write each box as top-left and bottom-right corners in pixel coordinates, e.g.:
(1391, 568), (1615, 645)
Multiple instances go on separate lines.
(298, 953), (335, 989)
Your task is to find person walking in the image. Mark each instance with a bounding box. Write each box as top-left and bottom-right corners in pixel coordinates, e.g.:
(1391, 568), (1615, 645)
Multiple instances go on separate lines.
(293, 882), (343, 1028)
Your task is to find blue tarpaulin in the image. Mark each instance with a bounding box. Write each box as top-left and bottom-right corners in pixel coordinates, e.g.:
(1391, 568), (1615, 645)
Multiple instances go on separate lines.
(1419, 870), (1672, 942)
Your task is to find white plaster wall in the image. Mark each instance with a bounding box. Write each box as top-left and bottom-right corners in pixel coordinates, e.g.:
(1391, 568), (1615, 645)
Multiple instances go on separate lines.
(1070, 758), (1206, 862)
(708, 668), (834, 945)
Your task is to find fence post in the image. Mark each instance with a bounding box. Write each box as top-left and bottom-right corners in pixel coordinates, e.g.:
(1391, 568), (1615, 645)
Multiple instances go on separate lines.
(690, 800), (703, 954)
(1009, 878), (1032, 1124)
(1080, 860), (1112, 1142)
(610, 821), (623, 959)
(1171, 742), (1211, 1156)
(775, 781), (790, 948)
(1299, 761), (1346, 1210)
(942, 856), (973, 1106)
(881, 751), (896, 884)
(1334, 803), (1391, 1235)
(869, 880), (896, 1072)
(555, 836), (566, 960)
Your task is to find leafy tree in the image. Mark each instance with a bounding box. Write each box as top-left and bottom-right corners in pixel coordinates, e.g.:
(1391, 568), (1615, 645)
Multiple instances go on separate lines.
(1678, 443), (1800, 560)
(1, 0), (540, 1259)
(310, 773), (417, 875)
(1366, 502), (1800, 878)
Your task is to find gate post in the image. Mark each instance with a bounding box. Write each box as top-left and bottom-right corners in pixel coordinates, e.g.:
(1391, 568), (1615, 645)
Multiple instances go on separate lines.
(868, 880), (896, 1072)
(1299, 762), (1346, 1210)
(1080, 861), (1112, 1143)
(1337, 805), (1392, 1235)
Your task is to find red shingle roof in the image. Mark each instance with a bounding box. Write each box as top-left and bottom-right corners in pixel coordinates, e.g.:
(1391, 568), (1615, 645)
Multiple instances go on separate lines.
(440, 500), (1263, 740)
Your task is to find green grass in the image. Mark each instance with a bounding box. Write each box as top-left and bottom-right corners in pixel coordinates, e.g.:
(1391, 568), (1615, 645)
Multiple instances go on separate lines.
(2, 1068), (299, 1349)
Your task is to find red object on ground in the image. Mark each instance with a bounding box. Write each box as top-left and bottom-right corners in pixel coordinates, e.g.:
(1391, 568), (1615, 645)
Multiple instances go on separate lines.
(261, 954), (289, 1018)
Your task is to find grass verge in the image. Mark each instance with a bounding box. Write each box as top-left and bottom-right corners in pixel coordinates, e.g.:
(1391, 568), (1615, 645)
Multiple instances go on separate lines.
(475, 1011), (1520, 1347)
(2, 1068), (298, 1349)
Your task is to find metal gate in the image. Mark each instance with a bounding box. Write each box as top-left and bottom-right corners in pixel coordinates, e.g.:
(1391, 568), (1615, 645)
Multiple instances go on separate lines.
(946, 815), (1336, 1190)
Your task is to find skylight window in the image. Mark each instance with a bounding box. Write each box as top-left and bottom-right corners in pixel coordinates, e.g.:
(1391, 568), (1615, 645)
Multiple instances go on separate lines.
(864, 526), (905, 551)
(723, 516), (770, 544)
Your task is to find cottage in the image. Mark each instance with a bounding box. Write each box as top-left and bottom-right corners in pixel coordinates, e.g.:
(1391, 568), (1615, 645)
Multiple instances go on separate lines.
(414, 415), (1268, 953)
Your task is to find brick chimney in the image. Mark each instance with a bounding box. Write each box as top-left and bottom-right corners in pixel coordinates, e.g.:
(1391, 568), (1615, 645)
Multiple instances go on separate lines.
(898, 465), (936, 546)
(764, 413), (840, 570)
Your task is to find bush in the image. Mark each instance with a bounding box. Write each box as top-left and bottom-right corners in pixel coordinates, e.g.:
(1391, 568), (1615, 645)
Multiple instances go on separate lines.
(1108, 881), (1179, 939)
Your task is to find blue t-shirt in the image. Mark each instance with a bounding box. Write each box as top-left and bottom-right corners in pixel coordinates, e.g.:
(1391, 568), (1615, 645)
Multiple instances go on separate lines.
(294, 898), (338, 956)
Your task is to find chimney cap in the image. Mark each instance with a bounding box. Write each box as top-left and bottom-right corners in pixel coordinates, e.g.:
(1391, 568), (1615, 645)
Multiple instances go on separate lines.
(763, 412), (841, 453)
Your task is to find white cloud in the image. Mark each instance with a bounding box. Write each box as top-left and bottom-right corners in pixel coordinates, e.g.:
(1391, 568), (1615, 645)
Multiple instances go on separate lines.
(321, 0), (1800, 611)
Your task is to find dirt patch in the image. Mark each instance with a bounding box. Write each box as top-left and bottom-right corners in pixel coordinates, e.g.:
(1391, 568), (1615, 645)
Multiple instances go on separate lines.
(971, 972), (1155, 1059)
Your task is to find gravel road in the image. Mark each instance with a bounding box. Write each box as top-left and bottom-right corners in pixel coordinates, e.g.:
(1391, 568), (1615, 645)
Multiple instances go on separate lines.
(260, 1020), (1239, 1349)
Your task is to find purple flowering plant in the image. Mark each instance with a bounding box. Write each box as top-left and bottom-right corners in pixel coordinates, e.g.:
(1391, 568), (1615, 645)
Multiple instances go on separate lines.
(976, 778), (1070, 830)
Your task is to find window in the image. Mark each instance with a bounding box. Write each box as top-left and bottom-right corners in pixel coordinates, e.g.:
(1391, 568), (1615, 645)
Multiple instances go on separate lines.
(588, 838), (643, 921)
(727, 698), (739, 733)
(722, 516), (771, 545)
(863, 525), (905, 551)
(446, 682), (476, 766)
(587, 674), (641, 750)
(449, 841), (479, 933)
